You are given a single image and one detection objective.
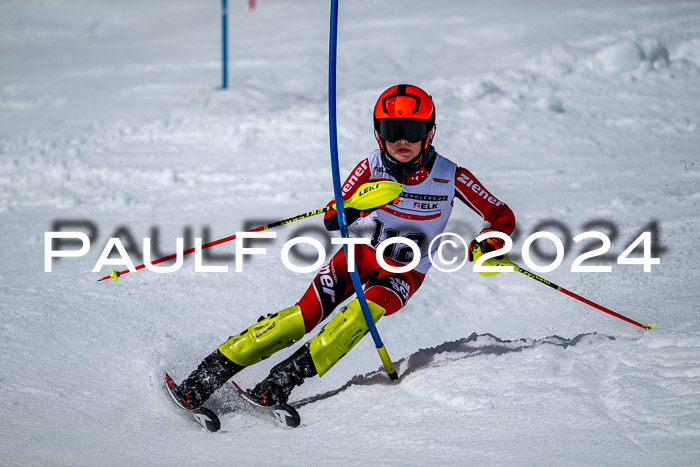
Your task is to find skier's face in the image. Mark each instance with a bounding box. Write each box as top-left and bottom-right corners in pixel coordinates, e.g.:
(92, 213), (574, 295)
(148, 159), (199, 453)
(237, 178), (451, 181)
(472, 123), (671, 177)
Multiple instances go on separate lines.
(386, 138), (421, 163)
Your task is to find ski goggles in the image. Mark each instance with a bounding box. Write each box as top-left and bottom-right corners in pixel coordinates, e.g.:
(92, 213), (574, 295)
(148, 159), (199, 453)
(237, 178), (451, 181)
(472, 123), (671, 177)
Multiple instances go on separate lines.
(374, 118), (432, 144)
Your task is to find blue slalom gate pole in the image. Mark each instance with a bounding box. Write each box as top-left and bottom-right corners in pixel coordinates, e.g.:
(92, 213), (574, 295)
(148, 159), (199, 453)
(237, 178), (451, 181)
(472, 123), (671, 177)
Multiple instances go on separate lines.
(327, 0), (398, 380)
(221, 0), (228, 89)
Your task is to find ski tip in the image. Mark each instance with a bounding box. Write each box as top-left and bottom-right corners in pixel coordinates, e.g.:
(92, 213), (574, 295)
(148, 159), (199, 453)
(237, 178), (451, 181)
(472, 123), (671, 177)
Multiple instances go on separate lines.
(234, 383), (301, 428)
(230, 380), (244, 394)
(164, 372), (221, 432)
(274, 403), (301, 428)
(164, 372), (175, 388)
(197, 407), (222, 432)
(646, 323), (656, 330)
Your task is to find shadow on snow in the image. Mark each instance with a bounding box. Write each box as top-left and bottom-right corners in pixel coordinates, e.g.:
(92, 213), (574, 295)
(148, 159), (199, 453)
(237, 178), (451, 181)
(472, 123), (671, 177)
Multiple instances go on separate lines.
(293, 332), (615, 408)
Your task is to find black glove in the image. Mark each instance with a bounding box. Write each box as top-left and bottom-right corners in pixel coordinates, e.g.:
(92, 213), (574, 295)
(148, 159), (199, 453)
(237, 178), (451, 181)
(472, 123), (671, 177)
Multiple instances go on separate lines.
(323, 195), (399, 232)
(468, 228), (506, 261)
(323, 208), (362, 231)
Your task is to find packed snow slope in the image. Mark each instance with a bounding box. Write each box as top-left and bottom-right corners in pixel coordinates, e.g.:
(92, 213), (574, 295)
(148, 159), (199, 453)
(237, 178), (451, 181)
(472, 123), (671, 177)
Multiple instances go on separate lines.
(2, 0), (700, 465)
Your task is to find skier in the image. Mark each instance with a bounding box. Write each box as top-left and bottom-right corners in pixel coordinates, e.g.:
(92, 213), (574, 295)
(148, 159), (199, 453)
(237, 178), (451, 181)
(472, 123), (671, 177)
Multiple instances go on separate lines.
(170, 84), (516, 410)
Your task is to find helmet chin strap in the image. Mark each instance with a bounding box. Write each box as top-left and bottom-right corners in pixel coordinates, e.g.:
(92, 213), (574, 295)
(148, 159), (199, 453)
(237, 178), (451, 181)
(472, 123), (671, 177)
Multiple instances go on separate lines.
(380, 143), (435, 180)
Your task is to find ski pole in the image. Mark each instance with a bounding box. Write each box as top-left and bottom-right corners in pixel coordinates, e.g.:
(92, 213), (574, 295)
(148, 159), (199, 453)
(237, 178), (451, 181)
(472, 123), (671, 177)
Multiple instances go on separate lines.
(97, 180), (401, 282)
(327, 0), (398, 380)
(479, 253), (655, 330)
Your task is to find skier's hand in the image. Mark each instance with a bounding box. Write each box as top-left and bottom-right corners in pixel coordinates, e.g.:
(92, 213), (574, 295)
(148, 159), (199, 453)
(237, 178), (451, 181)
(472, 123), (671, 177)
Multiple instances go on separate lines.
(323, 195), (400, 230)
(324, 207), (361, 231)
(468, 228), (506, 262)
(358, 195), (400, 218)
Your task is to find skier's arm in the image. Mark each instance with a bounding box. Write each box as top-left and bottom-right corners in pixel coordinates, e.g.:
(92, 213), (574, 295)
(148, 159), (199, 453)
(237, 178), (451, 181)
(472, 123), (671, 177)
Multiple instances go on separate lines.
(454, 166), (515, 233)
(323, 158), (372, 231)
(454, 166), (516, 258)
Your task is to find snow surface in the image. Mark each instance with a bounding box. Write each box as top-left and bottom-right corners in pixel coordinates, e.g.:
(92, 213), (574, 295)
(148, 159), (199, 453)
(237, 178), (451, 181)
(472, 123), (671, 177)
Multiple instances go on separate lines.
(2, 0), (700, 465)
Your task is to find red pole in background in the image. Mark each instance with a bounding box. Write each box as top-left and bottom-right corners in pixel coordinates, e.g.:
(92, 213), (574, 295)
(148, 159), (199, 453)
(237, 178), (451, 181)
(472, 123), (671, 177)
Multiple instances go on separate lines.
(249, 0), (256, 11)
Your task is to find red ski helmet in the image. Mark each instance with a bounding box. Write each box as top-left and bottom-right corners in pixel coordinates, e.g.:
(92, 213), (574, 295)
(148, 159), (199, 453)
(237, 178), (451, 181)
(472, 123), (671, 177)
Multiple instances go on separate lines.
(373, 84), (436, 179)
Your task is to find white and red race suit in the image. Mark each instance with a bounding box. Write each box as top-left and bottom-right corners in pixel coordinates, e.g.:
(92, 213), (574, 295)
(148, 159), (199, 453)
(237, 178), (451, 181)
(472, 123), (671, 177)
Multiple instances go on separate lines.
(296, 149), (515, 331)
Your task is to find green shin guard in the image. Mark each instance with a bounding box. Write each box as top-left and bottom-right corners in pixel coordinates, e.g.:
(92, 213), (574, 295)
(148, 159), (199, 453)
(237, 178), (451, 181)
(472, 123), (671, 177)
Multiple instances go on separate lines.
(309, 299), (386, 377)
(218, 305), (306, 367)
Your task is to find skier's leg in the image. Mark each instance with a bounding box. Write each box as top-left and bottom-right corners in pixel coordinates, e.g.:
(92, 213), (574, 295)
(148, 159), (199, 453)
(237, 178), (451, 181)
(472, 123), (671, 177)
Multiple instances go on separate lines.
(217, 305), (307, 366)
(174, 248), (355, 410)
(295, 246), (354, 331)
(173, 349), (243, 410)
(363, 266), (425, 316)
(176, 246), (419, 409)
(174, 305), (307, 409)
(302, 268), (424, 381)
(304, 265), (424, 379)
(248, 298), (386, 405)
(248, 263), (427, 405)
(308, 298), (386, 376)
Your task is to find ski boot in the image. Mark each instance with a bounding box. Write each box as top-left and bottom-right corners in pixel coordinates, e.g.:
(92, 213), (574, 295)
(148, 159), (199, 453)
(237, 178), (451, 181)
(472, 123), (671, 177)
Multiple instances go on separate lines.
(173, 350), (243, 410)
(248, 343), (318, 406)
